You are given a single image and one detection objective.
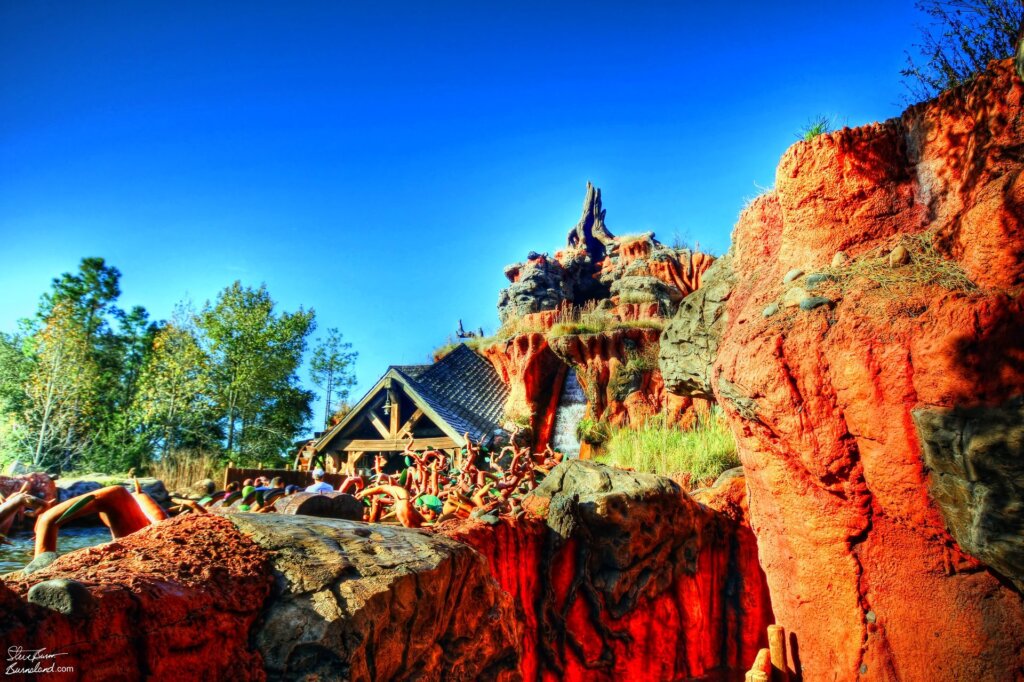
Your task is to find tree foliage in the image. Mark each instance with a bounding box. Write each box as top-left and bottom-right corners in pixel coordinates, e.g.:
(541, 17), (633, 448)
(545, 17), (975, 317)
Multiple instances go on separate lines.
(133, 308), (218, 456)
(197, 282), (316, 465)
(0, 259), (337, 474)
(309, 328), (358, 429)
(21, 302), (99, 470)
(902, 0), (1024, 100)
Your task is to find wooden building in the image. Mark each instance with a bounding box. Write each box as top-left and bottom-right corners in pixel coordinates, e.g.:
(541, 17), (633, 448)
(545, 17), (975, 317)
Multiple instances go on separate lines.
(311, 344), (510, 473)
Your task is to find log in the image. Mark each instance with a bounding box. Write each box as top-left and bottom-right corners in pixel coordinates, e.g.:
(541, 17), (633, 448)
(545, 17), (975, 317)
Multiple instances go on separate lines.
(276, 492), (363, 521)
(768, 624), (789, 681)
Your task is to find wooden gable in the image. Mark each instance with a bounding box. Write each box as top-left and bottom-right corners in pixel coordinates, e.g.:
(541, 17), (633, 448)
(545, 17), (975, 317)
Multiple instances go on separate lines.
(314, 369), (463, 459)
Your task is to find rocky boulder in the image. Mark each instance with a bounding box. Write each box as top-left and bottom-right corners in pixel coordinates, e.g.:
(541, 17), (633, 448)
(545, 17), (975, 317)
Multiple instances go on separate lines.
(57, 476), (170, 506)
(441, 460), (773, 680)
(659, 251), (735, 399)
(497, 253), (572, 323)
(231, 514), (520, 681)
(275, 491), (364, 520)
(914, 397), (1024, 591)
(522, 461), (704, 615)
(1, 514), (272, 680)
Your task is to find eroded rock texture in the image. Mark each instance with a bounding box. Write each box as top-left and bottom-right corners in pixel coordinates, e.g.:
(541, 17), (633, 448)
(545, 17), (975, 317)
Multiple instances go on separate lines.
(496, 183), (714, 323)
(549, 327), (664, 427)
(1, 514), (273, 680)
(679, 59), (1024, 680)
(914, 398), (1024, 592)
(230, 514), (520, 681)
(440, 461), (773, 681)
(660, 252), (735, 399)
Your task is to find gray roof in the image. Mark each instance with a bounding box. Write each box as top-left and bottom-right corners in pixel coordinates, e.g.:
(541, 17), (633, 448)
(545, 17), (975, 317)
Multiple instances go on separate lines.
(392, 344), (509, 444)
(391, 364), (431, 380)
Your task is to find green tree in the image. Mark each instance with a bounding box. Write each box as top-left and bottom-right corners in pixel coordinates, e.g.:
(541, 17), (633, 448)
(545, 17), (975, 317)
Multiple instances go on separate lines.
(902, 0), (1024, 100)
(86, 306), (162, 472)
(0, 330), (33, 466)
(198, 282), (315, 464)
(38, 257), (122, 342)
(32, 258), (162, 472)
(309, 328), (358, 429)
(134, 307), (218, 456)
(21, 303), (99, 470)
(0, 331), (31, 417)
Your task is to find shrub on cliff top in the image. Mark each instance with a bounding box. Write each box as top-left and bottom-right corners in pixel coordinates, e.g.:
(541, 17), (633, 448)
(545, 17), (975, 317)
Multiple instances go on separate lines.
(597, 410), (739, 484)
(902, 0), (1023, 100)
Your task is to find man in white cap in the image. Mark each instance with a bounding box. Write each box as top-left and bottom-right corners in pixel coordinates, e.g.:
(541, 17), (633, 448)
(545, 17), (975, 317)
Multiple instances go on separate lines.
(305, 468), (334, 493)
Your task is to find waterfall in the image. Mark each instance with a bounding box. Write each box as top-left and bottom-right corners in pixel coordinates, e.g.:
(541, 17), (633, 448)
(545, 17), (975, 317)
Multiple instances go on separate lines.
(551, 369), (586, 459)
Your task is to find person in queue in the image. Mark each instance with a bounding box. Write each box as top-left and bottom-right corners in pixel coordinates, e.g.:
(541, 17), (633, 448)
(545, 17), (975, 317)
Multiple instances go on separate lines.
(305, 468), (334, 493)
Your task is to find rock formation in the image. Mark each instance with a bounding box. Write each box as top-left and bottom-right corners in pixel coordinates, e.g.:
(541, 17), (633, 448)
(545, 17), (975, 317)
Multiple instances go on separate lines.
(0, 513), (521, 681)
(56, 475), (170, 506)
(1, 515), (272, 680)
(231, 514), (520, 681)
(488, 183), (717, 444)
(661, 58), (1024, 680)
(440, 461), (773, 681)
(1, 461), (771, 680)
(496, 183), (715, 323)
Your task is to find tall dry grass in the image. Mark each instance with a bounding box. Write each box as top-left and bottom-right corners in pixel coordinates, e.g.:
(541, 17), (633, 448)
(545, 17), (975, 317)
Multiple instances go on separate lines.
(148, 450), (225, 493)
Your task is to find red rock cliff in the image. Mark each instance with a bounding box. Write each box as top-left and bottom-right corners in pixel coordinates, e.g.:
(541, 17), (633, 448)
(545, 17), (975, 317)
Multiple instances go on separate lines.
(664, 59), (1024, 680)
(440, 462), (773, 681)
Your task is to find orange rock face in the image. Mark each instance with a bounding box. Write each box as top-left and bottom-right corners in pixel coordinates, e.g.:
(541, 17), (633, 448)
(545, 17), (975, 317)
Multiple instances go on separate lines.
(439, 463), (773, 681)
(1, 514), (272, 680)
(709, 59), (1024, 680)
(549, 327), (664, 427)
(483, 333), (566, 447)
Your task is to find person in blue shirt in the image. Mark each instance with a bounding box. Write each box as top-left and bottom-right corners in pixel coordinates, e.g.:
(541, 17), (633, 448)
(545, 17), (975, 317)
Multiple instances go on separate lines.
(305, 468), (334, 493)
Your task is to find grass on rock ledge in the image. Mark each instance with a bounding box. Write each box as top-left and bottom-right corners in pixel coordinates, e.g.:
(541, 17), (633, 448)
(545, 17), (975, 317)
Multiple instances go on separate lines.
(433, 302), (665, 359)
(597, 410), (739, 485)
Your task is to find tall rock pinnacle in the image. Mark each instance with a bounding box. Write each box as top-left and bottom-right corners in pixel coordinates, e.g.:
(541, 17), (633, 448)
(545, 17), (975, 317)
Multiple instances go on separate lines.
(566, 181), (616, 260)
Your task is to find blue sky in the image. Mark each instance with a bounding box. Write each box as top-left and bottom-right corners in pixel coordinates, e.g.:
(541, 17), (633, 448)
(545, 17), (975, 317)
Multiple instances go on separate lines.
(1, 2), (924, 432)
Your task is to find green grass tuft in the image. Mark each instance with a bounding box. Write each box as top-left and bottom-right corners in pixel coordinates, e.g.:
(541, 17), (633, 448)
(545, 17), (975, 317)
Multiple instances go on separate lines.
(799, 115), (832, 141)
(597, 410), (739, 484)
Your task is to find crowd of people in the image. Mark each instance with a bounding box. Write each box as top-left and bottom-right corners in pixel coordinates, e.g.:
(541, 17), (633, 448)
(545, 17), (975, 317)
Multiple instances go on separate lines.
(1, 434), (568, 561)
(187, 434), (565, 528)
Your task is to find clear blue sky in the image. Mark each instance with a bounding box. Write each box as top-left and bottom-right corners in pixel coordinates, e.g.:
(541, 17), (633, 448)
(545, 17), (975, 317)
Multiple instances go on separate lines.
(1, 1), (924, 433)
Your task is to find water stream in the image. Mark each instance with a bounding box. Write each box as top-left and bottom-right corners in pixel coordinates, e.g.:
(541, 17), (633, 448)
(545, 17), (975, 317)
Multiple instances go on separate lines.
(551, 369), (586, 459)
(0, 525), (112, 574)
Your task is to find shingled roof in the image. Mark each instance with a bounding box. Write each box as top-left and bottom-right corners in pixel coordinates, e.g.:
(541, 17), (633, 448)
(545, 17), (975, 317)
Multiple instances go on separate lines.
(314, 343), (509, 452)
(391, 344), (509, 444)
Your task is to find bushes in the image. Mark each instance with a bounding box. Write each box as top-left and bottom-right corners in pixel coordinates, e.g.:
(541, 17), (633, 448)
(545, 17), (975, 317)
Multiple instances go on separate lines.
(576, 417), (611, 446)
(597, 410), (739, 484)
(902, 0), (1023, 100)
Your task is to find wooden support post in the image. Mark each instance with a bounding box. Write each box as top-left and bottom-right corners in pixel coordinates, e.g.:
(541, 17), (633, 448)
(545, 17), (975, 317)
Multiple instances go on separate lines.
(388, 388), (400, 437)
(396, 408), (424, 440)
(370, 415), (390, 439)
(767, 625), (789, 682)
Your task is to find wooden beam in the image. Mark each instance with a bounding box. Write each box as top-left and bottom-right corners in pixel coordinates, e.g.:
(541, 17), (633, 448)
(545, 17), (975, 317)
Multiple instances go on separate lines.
(369, 415), (390, 439)
(396, 408), (424, 440)
(388, 389), (400, 437)
(338, 437), (456, 452)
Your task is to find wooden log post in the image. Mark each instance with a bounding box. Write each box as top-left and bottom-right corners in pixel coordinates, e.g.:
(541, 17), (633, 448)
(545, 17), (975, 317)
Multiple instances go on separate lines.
(767, 624), (789, 682)
(745, 648), (771, 682)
